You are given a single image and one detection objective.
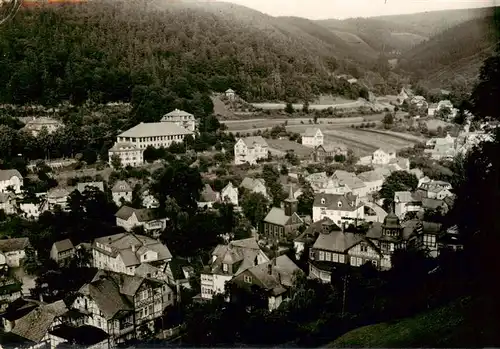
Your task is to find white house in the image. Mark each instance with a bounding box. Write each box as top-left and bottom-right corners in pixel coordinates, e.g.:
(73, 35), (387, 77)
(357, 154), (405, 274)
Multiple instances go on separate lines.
(19, 201), (43, 220)
(47, 188), (70, 211)
(301, 128), (324, 148)
(234, 136), (269, 165)
(332, 170), (369, 198)
(108, 142), (143, 168)
(240, 177), (268, 198)
(92, 233), (172, 275)
(50, 239), (75, 264)
(225, 88), (236, 100)
(372, 148), (397, 165)
(161, 109), (196, 132)
(312, 193), (364, 225)
(394, 191), (421, 218)
(111, 180), (133, 206)
(0, 238), (30, 267)
(200, 238), (269, 300)
(115, 206), (167, 237)
(109, 122), (194, 167)
(0, 169), (23, 194)
(22, 117), (63, 137)
(221, 182), (239, 206)
(357, 171), (384, 194)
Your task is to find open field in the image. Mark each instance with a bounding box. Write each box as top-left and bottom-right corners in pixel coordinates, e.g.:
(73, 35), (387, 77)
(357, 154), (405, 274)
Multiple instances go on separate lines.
(251, 100), (365, 111)
(222, 115), (384, 133)
(322, 128), (422, 157)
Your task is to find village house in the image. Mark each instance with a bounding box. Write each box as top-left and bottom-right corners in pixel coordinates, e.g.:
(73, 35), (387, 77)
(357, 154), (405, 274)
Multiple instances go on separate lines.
(69, 269), (175, 345)
(305, 173), (348, 195)
(0, 169), (23, 194)
(92, 233), (172, 275)
(262, 187), (304, 242)
(108, 142), (143, 168)
(397, 87), (413, 105)
(111, 180), (133, 207)
(76, 182), (104, 194)
(312, 193), (364, 225)
(0, 266), (22, 311)
(221, 182), (239, 206)
(141, 189), (159, 209)
(357, 171), (384, 194)
(394, 191), (422, 218)
(407, 220), (441, 258)
(109, 122), (194, 167)
(428, 103), (438, 117)
(0, 192), (16, 215)
(421, 197), (452, 215)
(308, 219), (383, 283)
(163, 258), (194, 297)
(161, 109), (197, 132)
(198, 184), (221, 209)
(1, 298), (42, 332)
(115, 206), (167, 237)
(50, 239), (75, 264)
(4, 300), (68, 349)
(225, 88), (236, 100)
(371, 148), (397, 165)
(234, 136), (269, 165)
(18, 201), (43, 220)
(311, 143), (348, 163)
(410, 95), (428, 110)
(200, 238), (269, 300)
(240, 177), (268, 198)
(455, 130), (493, 156)
(23, 117), (63, 137)
(0, 238), (30, 268)
(301, 128), (324, 148)
(230, 255), (303, 311)
(425, 133), (456, 160)
(418, 180), (453, 199)
(332, 170), (368, 198)
(364, 213), (414, 269)
(438, 225), (463, 253)
(47, 188), (71, 211)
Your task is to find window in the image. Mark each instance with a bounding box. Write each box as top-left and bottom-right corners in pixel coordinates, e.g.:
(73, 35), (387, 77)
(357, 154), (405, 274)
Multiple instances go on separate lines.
(339, 254), (345, 263)
(332, 253), (339, 262)
(325, 252), (332, 262)
(337, 201), (342, 207)
(309, 250), (315, 259)
(148, 305), (154, 315)
(244, 275), (252, 283)
(360, 244), (368, 252)
(350, 256), (356, 265)
(223, 263), (228, 272)
(357, 257), (362, 266)
(319, 251), (325, 261)
(372, 260), (378, 267)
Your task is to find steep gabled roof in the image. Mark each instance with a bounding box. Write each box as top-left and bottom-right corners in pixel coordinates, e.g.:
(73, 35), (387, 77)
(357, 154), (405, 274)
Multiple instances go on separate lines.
(200, 184), (219, 203)
(0, 238), (30, 253)
(115, 206), (157, 222)
(313, 193), (359, 211)
(111, 180), (132, 193)
(53, 239), (74, 253)
(303, 128), (321, 137)
(239, 136), (268, 149)
(76, 182), (104, 193)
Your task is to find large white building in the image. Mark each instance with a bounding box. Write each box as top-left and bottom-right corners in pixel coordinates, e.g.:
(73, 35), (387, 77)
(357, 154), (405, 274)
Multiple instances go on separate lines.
(234, 136), (269, 165)
(108, 122), (194, 167)
(161, 109), (196, 132)
(301, 128), (324, 148)
(0, 169), (23, 194)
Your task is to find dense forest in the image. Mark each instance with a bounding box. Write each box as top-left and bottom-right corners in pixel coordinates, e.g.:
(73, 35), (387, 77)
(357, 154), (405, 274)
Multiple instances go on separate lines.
(0, 0), (376, 106)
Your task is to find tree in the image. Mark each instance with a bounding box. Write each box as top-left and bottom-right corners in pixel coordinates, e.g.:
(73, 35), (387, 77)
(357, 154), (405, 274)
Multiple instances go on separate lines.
(302, 101), (309, 114)
(22, 246), (41, 275)
(285, 102), (294, 114)
(383, 112), (394, 129)
(471, 43), (500, 120)
(379, 171), (418, 210)
(110, 154), (122, 169)
(297, 182), (314, 216)
(241, 192), (268, 227)
(143, 146), (159, 163)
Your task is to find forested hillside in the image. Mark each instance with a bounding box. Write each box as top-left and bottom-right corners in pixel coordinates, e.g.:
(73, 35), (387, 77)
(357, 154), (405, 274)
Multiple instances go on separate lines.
(398, 12), (500, 88)
(0, 0), (376, 106)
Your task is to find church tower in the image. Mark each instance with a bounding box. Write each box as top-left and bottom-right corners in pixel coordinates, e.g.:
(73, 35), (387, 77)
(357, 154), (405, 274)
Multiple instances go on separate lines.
(284, 184), (298, 217)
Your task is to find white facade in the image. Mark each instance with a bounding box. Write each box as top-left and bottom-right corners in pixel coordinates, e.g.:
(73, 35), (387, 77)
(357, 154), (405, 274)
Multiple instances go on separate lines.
(234, 137), (269, 165)
(372, 149), (396, 165)
(92, 247), (131, 275)
(19, 202), (42, 220)
(200, 273), (232, 299)
(116, 212), (167, 236)
(108, 142), (143, 168)
(109, 122), (193, 168)
(312, 201), (364, 225)
(3, 249), (26, 268)
(302, 128), (324, 148)
(161, 109), (196, 132)
(221, 182), (239, 206)
(0, 170), (23, 194)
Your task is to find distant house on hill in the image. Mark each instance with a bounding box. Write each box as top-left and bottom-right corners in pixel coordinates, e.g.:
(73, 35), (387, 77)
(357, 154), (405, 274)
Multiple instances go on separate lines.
(225, 88), (236, 100)
(301, 128), (324, 148)
(234, 136), (269, 165)
(23, 117), (63, 137)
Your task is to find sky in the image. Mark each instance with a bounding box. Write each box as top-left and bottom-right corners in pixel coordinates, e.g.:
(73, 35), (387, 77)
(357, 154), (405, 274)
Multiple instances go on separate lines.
(212, 0), (497, 20)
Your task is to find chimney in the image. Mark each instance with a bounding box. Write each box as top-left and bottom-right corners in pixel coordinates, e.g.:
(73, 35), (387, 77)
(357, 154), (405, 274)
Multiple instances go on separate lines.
(267, 264), (272, 275)
(131, 245), (136, 252)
